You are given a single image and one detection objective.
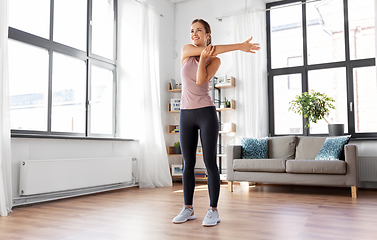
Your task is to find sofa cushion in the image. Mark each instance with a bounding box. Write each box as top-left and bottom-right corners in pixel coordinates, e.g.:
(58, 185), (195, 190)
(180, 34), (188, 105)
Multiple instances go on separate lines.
(233, 159), (286, 172)
(295, 137), (326, 159)
(241, 137), (268, 159)
(315, 135), (351, 160)
(268, 136), (296, 159)
(286, 160), (346, 174)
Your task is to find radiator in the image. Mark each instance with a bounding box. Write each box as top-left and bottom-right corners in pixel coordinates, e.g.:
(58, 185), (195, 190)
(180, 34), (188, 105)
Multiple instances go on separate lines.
(20, 157), (133, 196)
(358, 156), (377, 182)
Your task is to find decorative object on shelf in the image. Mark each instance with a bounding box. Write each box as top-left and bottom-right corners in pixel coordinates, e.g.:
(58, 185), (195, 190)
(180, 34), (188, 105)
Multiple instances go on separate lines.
(196, 146), (203, 154)
(289, 90), (344, 136)
(170, 99), (181, 111)
(221, 123), (236, 133)
(168, 125), (179, 134)
(171, 164), (183, 176)
(172, 125), (179, 133)
(174, 141), (181, 154)
(218, 75), (227, 84)
(224, 97), (231, 108)
(170, 79), (176, 90)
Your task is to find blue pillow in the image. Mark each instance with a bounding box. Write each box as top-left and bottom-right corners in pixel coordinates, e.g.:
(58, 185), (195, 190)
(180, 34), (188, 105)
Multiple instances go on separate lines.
(315, 135), (351, 160)
(241, 137), (268, 159)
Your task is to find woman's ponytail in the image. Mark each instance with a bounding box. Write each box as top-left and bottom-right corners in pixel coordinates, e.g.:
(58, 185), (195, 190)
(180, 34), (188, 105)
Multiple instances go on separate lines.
(206, 35), (212, 46)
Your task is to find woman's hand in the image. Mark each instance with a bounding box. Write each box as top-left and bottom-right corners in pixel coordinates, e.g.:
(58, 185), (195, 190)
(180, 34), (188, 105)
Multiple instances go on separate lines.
(200, 44), (216, 59)
(239, 36), (260, 53)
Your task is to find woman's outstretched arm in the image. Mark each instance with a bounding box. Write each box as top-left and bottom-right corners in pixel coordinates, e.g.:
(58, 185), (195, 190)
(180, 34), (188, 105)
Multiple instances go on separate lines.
(181, 37), (260, 66)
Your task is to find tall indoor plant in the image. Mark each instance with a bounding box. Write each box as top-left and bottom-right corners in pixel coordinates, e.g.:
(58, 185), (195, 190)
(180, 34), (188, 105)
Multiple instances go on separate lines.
(289, 90), (343, 136)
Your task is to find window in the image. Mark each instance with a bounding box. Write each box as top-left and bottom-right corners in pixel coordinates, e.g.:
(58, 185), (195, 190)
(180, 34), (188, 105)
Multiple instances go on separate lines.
(267, 0), (375, 138)
(8, 0), (117, 137)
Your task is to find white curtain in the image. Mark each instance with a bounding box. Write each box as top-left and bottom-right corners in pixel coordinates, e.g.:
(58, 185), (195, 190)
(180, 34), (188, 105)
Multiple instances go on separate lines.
(137, 2), (172, 188)
(0, 0), (13, 216)
(375, 0), (377, 78)
(231, 10), (268, 141)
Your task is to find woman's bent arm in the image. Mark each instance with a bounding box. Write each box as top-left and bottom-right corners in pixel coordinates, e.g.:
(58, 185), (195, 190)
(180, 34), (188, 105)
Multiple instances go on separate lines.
(181, 37), (260, 66)
(196, 45), (221, 86)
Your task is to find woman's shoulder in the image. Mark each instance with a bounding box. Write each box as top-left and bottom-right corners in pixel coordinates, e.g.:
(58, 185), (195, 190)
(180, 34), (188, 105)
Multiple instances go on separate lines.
(181, 44), (196, 51)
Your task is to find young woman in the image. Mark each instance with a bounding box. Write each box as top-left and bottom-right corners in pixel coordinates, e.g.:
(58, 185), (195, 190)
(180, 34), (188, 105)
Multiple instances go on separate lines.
(172, 19), (260, 226)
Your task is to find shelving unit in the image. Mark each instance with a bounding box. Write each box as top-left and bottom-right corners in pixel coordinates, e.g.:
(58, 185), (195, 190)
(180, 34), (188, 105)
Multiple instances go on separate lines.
(211, 76), (236, 175)
(167, 77), (236, 180)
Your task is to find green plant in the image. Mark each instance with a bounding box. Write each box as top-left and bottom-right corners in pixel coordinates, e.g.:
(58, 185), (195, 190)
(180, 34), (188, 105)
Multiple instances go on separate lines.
(289, 90), (335, 128)
(173, 141), (180, 148)
(224, 97), (230, 107)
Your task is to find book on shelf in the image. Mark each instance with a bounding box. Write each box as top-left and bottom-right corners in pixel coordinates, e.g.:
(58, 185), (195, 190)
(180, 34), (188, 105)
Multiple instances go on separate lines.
(195, 172), (207, 178)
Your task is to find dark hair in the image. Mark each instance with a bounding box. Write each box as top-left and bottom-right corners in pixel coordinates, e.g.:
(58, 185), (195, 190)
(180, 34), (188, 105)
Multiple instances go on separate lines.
(192, 19), (212, 46)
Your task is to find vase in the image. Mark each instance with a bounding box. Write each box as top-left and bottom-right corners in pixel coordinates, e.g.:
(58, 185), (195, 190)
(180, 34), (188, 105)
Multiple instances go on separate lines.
(174, 147), (181, 154)
(328, 124), (344, 136)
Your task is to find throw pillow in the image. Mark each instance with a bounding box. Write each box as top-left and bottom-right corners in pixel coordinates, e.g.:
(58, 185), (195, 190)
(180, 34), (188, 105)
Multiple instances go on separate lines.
(315, 135), (351, 160)
(241, 137), (268, 159)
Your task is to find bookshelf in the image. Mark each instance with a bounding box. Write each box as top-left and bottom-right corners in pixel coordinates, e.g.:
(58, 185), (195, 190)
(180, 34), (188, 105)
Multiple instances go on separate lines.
(167, 76), (236, 181)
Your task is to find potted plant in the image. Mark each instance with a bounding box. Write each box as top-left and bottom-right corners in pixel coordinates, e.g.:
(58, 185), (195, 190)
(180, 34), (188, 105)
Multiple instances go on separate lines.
(224, 97), (231, 108)
(173, 141), (181, 154)
(289, 90), (343, 136)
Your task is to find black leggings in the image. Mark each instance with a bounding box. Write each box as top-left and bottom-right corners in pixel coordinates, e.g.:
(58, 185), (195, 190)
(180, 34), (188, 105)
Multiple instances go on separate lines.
(179, 106), (220, 208)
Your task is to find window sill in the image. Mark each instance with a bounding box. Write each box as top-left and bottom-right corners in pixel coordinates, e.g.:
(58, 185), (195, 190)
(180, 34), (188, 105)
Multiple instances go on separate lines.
(11, 133), (138, 142)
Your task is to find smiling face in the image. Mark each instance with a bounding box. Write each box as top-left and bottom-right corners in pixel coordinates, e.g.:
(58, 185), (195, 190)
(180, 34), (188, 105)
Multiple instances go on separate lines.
(190, 21), (210, 47)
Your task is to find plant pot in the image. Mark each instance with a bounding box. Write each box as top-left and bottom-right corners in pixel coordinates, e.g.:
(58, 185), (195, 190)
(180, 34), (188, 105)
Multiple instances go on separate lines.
(328, 124), (344, 136)
(174, 147), (181, 154)
(225, 105), (230, 108)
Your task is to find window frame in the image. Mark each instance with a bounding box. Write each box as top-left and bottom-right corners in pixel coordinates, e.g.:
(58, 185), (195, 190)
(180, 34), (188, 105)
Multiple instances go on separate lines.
(8, 0), (118, 138)
(267, 0), (376, 139)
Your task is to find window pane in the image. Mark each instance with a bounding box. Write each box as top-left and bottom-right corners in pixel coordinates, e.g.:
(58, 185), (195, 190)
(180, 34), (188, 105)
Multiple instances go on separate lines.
(353, 66), (377, 133)
(306, 0), (345, 64)
(270, 4), (303, 69)
(348, 0), (375, 60)
(90, 66), (114, 135)
(8, 40), (49, 131)
(308, 68), (348, 134)
(92, 0), (114, 59)
(53, 0), (87, 51)
(9, 0), (50, 39)
(52, 53), (86, 133)
(274, 74), (303, 135)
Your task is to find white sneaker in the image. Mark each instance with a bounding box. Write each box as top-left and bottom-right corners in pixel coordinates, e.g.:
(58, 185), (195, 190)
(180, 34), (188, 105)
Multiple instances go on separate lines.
(172, 206), (196, 224)
(202, 208), (220, 227)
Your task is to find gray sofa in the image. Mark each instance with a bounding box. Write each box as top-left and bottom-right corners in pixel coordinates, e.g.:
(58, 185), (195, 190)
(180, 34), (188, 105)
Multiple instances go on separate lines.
(226, 136), (358, 198)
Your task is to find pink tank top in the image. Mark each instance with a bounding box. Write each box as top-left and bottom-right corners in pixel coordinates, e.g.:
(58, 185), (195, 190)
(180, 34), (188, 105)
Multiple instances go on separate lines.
(180, 56), (215, 109)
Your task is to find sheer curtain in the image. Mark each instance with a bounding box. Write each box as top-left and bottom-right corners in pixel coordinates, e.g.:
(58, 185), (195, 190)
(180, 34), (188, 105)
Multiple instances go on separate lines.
(0, 0), (13, 216)
(137, 2), (172, 188)
(231, 10), (268, 141)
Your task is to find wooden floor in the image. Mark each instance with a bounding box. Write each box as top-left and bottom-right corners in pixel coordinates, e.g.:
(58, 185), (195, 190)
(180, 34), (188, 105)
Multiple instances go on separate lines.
(1, 183), (377, 240)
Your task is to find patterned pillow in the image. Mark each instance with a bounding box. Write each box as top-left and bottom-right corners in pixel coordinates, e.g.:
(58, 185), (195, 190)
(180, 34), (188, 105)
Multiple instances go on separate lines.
(315, 135), (351, 160)
(241, 137), (268, 159)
